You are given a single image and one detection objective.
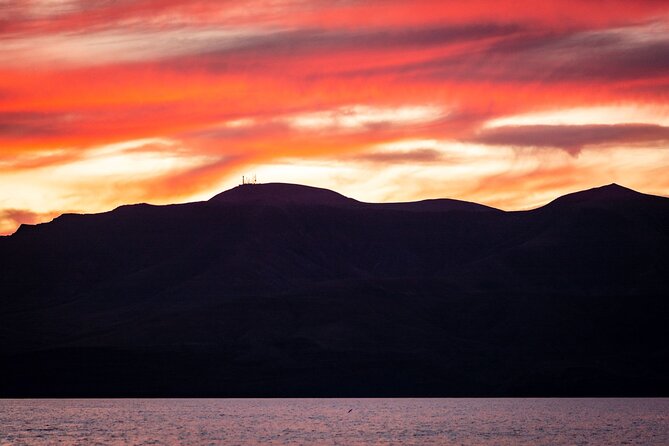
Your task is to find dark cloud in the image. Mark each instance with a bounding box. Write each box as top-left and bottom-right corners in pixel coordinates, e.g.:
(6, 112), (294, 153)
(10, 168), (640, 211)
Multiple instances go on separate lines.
(0, 111), (68, 138)
(159, 23), (523, 72)
(340, 23), (669, 84)
(281, 23), (522, 52)
(485, 28), (669, 82)
(618, 80), (669, 97)
(351, 148), (444, 164)
(472, 124), (669, 154)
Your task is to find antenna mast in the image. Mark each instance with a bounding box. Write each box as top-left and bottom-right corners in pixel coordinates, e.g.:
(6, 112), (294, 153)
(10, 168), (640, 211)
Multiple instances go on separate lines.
(241, 175), (258, 185)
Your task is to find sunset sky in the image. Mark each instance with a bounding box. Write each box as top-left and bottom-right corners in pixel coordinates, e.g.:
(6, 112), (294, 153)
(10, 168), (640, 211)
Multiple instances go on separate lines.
(2, 0), (669, 234)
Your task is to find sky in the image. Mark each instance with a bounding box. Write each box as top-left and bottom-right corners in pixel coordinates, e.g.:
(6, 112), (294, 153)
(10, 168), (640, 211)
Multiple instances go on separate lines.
(1, 0), (669, 234)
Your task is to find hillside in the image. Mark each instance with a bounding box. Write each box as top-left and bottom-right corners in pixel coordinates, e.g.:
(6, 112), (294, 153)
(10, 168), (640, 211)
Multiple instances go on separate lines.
(1, 183), (667, 396)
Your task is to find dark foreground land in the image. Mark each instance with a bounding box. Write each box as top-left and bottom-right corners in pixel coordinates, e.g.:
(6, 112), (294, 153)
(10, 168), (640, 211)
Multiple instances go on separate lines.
(1, 183), (667, 396)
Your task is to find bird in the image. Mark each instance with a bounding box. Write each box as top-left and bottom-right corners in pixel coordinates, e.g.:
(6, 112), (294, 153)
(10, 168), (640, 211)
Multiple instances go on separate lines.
(348, 409), (353, 413)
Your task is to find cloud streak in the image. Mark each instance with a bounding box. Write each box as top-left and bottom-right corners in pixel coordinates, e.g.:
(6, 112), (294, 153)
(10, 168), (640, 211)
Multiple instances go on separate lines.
(351, 148), (445, 164)
(472, 124), (669, 154)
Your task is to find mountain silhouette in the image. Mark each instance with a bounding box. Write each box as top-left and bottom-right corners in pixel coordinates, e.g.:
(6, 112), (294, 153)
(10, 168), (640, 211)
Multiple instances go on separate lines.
(544, 183), (648, 209)
(210, 182), (497, 212)
(210, 182), (360, 207)
(1, 183), (667, 397)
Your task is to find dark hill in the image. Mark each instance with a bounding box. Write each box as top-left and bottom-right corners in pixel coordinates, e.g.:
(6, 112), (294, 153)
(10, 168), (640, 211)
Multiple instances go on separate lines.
(210, 182), (359, 207)
(210, 182), (495, 213)
(365, 198), (499, 213)
(0, 183), (667, 397)
(546, 183), (640, 205)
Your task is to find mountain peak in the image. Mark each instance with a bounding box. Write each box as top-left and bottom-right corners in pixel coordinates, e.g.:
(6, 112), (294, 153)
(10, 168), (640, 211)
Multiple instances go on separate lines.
(573, 183), (640, 198)
(544, 183), (645, 209)
(209, 182), (359, 207)
(601, 182), (634, 192)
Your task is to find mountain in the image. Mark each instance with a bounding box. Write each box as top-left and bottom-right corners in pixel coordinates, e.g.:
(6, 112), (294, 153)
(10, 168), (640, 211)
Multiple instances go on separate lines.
(1, 183), (667, 397)
(210, 182), (497, 212)
(545, 182), (644, 208)
(210, 182), (360, 207)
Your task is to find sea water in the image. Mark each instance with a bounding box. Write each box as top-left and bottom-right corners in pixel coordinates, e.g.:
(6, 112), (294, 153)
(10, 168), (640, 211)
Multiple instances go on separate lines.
(1, 398), (667, 445)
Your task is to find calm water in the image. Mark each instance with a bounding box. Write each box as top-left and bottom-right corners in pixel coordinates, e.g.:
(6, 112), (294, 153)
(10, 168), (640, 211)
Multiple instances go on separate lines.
(1, 398), (667, 445)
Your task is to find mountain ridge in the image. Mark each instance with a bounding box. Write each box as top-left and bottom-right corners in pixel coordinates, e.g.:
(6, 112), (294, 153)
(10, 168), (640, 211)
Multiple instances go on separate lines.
(10, 182), (667, 236)
(1, 181), (667, 397)
(543, 183), (651, 208)
(209, 182), (359, 207)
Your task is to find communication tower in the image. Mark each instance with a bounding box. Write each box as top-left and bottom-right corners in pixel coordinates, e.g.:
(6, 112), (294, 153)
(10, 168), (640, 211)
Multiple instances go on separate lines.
(241, 175), (257, 185)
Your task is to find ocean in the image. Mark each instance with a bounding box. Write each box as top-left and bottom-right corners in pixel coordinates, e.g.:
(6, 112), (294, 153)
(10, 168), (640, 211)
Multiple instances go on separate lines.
(1, 398), (667, 445)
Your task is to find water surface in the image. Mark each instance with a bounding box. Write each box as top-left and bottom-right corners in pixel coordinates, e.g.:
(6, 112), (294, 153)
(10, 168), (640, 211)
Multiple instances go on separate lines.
(1, 398), (667, 445)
